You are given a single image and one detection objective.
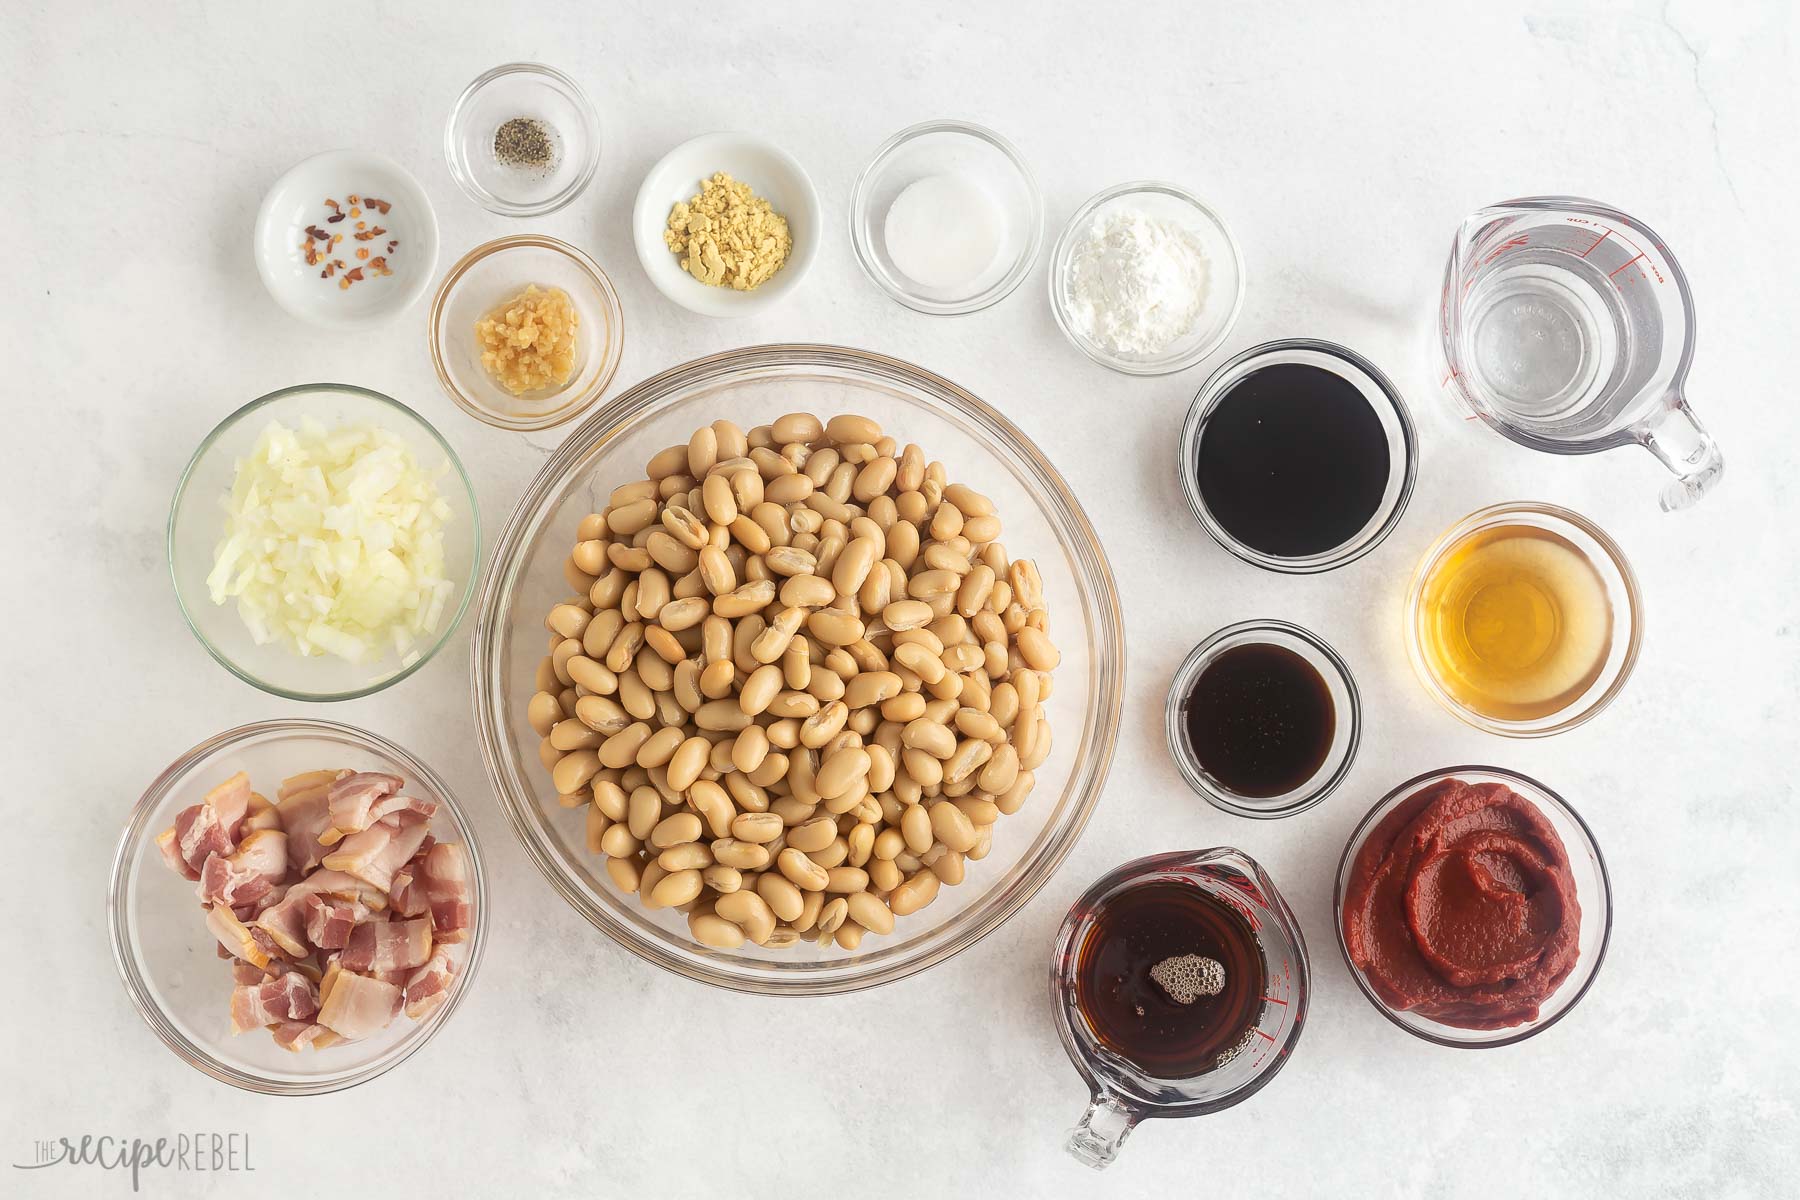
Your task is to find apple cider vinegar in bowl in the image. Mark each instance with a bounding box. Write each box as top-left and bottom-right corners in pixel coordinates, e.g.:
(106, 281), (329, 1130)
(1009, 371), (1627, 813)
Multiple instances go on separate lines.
(1407, 503), (1641, 737)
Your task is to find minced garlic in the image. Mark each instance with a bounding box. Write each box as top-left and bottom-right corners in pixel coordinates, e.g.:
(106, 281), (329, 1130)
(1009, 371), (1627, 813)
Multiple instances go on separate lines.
(475, 284), (579, 395)
(664, 172), (791, 290)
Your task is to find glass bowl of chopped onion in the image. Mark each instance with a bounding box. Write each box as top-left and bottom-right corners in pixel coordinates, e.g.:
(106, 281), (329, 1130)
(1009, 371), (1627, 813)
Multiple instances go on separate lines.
(167, 384), (481, 702)
(109, 719), (489, 1094)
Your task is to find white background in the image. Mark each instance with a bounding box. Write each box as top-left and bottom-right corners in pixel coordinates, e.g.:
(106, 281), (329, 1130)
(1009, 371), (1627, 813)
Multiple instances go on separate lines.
(3, 1), (1795, 1196)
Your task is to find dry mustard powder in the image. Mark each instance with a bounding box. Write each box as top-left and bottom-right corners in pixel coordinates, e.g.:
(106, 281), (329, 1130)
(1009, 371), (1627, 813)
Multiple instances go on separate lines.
(475, 284), (580, 396)
(664, 172), (792, 290)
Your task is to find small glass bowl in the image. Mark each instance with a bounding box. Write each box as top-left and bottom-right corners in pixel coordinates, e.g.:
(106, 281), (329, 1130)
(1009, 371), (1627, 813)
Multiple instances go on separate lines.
(429, 235), (625, 431)
(1405, 502), (1642, 737)
(108, 720), (489, 1093)
(849, 120), (1044, 315)
(1048, 181), (1245, 375)
(1179, 339), (1418, 574)
(1164, 620), (1361, 819)
(167, 384), (481, 702)
(444, 63), (601, 217)
(1333, 766), (1612, 1048)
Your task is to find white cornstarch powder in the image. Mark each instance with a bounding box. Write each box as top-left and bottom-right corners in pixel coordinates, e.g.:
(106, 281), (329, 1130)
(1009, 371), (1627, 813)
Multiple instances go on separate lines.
(1064, 207), (1211, 356)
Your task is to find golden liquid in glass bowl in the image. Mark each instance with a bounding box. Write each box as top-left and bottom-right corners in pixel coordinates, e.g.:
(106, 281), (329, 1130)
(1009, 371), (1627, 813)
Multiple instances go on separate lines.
(1416, 524), (1612, 722)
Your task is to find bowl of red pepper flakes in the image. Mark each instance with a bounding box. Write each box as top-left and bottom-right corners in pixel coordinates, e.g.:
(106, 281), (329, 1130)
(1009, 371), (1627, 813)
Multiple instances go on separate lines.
(254, 149), (440, 328)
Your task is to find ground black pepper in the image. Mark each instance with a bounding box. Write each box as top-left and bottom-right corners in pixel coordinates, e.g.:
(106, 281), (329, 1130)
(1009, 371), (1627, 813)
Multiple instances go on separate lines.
(494, 117), (556, 171)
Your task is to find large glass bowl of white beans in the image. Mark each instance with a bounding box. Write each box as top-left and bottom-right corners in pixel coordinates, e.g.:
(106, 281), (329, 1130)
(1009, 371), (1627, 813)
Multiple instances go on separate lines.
(473, 344), (1124, 993)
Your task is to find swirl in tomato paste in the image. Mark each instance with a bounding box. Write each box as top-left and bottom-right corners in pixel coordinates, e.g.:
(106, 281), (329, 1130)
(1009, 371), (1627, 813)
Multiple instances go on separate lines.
(1342, 778), (1580, 1030)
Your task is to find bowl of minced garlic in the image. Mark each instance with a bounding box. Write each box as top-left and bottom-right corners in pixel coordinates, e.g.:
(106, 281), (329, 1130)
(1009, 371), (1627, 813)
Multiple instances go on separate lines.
(633, 132), (820, 317)
(428, 234), (624, 431)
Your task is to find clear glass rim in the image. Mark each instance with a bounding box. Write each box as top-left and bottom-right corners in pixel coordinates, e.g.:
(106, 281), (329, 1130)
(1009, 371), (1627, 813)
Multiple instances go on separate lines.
(1438, 194), (1697, 456)
(1403, 501), (1643, 737)
(1047, 180), (1247, 376)
(1049, 849), (1312, 1116)
(847, 119), (1046, 316)
(1163, 619), (1362, 819)
(442, 61), (602, 218)
(1178, 338), (1419, 573)
(1331, 764), (1613, 1049)
(107, 718), (491, 1094)
(427, 234), (626, 431)
(471, 343), (1126, 995)
(165, 382), (482, 702)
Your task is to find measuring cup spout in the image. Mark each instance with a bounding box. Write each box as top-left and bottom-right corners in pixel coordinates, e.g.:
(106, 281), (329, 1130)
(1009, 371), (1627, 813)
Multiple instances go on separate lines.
(1639, 395), (1724, 511)
(1065, 1093), (1139, 1170)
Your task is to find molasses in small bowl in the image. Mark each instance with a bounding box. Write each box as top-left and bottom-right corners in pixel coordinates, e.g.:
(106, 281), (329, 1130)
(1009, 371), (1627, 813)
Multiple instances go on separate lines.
(1179, 339), (1417, 573)
(1164, 619), (1361, 819)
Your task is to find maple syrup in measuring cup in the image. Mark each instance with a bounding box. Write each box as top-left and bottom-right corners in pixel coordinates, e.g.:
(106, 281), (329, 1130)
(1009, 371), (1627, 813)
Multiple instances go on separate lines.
(1051, 849), (1310, 1169)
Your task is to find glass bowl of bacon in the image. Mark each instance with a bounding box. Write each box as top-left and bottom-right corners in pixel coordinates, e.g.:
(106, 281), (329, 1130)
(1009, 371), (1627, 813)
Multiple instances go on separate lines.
(109, 719), (487, 1094)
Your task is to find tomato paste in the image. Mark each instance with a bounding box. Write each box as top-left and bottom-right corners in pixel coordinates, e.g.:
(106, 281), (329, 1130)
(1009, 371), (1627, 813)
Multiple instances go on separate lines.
(1342, 778), (1580, 1030)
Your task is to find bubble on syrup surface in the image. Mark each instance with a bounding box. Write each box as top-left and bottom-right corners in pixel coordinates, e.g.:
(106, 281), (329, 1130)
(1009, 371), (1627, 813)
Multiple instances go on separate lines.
(1149, 953), (1225, 1004)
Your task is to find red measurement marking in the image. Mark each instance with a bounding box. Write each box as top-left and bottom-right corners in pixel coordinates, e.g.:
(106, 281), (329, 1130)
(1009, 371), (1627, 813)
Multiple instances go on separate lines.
(1252, 1028), (1277, 1043)
(1263, 995), (1289, 1005)
(1608, 252), (1646, 277)
(1580, 228), (1612, 258)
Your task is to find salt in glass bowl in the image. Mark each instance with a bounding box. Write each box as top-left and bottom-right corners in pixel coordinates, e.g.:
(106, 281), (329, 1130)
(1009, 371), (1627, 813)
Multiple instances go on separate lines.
(1164, 619), (1361, 819)
(1332, 765), (1612, 1048)
(166, 383), (481, 701)
(471, 344), (1125, 994)
(1404, 502), (1642, 738)
(108, 719), (489, 1094)
(444, 62), (602, 218)
(429, 235), (625, 431)
(1048, 181), (1245, 375)
(849, 119), (1045, 315)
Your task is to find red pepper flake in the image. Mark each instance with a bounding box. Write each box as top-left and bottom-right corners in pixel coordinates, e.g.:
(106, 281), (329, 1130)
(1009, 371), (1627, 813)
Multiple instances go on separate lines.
(306, 194), (397, 288)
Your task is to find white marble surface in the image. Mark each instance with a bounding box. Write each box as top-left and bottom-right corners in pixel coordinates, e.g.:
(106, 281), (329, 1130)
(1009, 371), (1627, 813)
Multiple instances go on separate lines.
(4, 1), (1796, 1195)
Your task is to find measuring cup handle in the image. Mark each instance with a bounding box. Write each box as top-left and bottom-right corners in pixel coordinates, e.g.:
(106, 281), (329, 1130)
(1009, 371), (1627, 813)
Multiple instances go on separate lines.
(1640, 397), (1724, 511)
(1065, 1093), (1139, 1170)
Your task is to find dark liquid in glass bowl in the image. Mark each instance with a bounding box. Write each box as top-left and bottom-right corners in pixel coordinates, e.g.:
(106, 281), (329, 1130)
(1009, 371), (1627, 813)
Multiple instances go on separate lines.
(1196, 362), (1390, 558)
(1183, 642), (1335, 798)
(1074, 881), (1267, 1078)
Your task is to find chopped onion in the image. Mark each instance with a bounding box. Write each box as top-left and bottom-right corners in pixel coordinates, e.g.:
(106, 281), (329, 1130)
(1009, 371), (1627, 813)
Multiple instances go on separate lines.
(208, 418), (456, 665)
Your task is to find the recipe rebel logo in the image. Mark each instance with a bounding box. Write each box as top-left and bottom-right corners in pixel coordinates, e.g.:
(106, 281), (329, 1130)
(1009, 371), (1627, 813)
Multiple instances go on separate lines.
(12, 1131), (255, 1192)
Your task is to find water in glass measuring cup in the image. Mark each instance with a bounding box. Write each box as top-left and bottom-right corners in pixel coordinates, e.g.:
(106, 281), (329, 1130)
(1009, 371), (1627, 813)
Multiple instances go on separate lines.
(1439, 196), (1724, 510)
(1050, 848), (1309, 1170)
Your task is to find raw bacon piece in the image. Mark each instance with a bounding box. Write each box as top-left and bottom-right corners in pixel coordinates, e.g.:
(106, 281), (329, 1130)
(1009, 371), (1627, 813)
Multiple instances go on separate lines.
(270, 1021), (341, 1053)
(278, 785), (334, 874)
(321, 771), (403, 847)
(340, 917), (433, 974)
(421, 842), (474, 942)
(278, 769), (345, 802)
(315, 970), (403, 1040)
(242, 792), (282, 833)
(302, 893), (369, 950)
(402, 942), (467, 1020)
(197, 829), (290, 907)
(205, 904), (271, 969)
(251, 868), (387, 956)
(321, 811), (431, 892)
(387, 857), (430, 917)
(156, 826), (199, 881)
(229, 971), (319, 1033)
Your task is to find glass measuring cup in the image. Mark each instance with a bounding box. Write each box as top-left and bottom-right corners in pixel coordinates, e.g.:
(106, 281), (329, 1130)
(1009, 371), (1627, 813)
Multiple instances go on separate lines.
(1050, 848), (1309, 1169)
(1438, 196), (1723, 510)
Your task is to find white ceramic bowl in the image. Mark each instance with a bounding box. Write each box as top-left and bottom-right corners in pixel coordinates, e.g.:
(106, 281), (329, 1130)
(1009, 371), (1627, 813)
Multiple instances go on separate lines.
(631, 132), (819, 318)
(254, 150), (440, 328)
